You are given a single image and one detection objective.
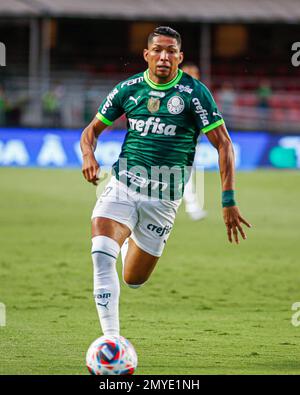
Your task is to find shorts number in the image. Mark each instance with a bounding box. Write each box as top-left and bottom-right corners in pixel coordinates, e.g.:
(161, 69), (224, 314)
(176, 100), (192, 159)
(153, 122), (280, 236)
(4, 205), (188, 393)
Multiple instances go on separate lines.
(102, 186), (113, 197)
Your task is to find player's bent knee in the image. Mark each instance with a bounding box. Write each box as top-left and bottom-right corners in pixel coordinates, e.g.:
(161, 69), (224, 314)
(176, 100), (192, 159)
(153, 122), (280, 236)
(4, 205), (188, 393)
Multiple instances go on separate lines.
(123, 278), (146, 289)
(127, 282), (144, 289)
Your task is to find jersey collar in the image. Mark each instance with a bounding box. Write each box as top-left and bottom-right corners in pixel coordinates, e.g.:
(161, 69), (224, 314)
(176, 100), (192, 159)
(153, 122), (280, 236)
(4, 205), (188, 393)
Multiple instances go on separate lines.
(143, 69), (183, 90)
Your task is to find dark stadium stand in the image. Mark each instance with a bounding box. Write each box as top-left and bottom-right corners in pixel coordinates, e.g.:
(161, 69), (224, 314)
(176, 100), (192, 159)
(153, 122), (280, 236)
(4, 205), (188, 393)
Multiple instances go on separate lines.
(0, 0), (299, 130)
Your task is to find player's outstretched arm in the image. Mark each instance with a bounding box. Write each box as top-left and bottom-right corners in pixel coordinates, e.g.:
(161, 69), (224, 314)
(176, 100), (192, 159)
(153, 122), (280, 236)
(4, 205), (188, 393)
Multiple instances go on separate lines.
(206, 123), (252, 244)
(80, 117), (107, 185)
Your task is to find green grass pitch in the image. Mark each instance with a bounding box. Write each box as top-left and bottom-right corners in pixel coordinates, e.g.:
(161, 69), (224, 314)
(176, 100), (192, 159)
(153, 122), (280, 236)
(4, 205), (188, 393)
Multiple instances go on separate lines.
(0, 168), (300, 375)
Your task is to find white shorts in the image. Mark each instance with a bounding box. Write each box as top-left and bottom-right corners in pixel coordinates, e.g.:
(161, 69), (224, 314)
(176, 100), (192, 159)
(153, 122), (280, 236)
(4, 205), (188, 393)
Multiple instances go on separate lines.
(92, 177), (182, 257)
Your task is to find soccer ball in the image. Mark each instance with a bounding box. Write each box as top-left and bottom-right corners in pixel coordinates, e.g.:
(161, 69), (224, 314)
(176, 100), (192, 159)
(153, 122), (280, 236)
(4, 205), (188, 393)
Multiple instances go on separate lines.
(86, 335), (138, 375)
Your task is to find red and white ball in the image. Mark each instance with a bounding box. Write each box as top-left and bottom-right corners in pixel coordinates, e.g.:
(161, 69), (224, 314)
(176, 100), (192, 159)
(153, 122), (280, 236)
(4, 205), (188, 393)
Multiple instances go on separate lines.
(86, 335), (138, 375)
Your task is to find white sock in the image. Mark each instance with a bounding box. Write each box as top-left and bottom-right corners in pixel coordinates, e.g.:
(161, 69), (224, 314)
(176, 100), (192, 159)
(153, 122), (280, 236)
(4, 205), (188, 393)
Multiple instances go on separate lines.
(91, 235), (120, 336)
(121, 238), (143, 289)
(120, 238), (129, 279)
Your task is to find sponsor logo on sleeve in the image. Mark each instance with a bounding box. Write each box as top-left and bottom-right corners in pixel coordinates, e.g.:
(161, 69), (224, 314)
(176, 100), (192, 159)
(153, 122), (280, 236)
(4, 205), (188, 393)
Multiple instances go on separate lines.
(121, 76), (144, 88)
(192, 97), (209, 126)
(101, 88), (119, 115)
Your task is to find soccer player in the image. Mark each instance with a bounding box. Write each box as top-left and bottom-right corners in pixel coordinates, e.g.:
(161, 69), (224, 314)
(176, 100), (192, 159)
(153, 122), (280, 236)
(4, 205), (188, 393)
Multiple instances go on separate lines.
(181, 62), (207, 221)
(80, 26), (251, 337)
(181, 63), (201, 81)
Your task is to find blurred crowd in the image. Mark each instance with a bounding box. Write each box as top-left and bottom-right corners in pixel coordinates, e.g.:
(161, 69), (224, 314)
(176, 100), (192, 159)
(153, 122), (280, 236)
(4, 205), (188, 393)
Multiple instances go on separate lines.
(0, 85), (25, 127)
(0, 73), (298, 132)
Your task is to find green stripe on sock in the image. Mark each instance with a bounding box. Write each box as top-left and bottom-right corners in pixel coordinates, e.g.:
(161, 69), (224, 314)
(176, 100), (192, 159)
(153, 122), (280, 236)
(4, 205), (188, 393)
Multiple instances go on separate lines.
(92, 250), (117, 260)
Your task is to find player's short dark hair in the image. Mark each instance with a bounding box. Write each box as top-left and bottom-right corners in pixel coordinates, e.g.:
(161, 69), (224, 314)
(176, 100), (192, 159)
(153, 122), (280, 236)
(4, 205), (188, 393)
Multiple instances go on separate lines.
(148, 26), (182, 49)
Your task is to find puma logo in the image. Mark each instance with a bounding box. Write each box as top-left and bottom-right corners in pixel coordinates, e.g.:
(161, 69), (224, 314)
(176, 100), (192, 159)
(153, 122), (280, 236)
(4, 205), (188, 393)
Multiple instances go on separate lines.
(97, 301), (109, 310)
(129, 96), (141, 106)
(95, 291), (111, 310)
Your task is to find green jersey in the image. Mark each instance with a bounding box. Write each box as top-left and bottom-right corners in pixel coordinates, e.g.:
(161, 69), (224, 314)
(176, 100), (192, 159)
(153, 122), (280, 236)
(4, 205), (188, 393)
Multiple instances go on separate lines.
(97, 69), (224, 200)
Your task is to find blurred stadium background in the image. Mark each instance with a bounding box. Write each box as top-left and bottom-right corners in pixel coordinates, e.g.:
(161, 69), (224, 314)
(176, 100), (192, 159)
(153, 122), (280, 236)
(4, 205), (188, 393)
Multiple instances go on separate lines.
(1, 0), (300, 375)
(0, 0), (300, 170)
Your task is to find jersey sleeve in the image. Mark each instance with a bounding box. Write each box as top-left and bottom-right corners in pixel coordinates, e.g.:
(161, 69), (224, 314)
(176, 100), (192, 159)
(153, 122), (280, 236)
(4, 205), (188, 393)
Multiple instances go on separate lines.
(191, 82), (225, 133)
(96, 83), (124, 126)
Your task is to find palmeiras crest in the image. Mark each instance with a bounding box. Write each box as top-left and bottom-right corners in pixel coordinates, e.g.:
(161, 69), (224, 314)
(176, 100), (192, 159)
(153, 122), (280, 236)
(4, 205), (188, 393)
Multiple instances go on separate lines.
(147, 97), (160, 113)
